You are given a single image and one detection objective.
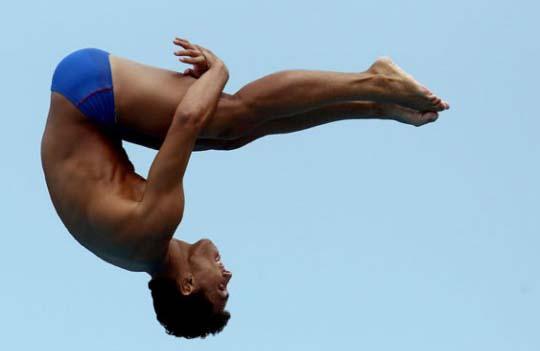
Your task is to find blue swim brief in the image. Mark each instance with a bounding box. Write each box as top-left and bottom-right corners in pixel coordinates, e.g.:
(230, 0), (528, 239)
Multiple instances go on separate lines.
(51, 48), (116, 128)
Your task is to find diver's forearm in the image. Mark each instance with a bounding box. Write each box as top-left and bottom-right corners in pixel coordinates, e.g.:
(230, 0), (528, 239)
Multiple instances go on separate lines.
(143, 64), (229, 202)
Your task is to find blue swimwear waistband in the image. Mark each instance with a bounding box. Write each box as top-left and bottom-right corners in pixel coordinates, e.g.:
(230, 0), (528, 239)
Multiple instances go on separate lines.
(51, 48), (116, 128)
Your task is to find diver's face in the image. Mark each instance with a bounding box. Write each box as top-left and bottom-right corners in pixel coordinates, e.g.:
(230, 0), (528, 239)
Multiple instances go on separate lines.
(189, 239), (232, 311)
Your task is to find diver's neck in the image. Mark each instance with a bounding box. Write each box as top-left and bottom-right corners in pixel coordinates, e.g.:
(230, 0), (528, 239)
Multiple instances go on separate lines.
(148, 239), (191, 278)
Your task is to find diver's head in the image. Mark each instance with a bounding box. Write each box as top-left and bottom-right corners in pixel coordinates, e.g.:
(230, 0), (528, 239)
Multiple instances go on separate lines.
(148, 238), (232, 338)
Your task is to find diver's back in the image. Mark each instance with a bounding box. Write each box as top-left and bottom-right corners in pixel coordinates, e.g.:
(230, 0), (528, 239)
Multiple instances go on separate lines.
(42, 93), (135, 263)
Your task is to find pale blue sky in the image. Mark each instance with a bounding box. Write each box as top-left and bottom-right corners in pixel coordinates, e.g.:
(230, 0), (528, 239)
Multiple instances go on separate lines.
(1, 0), (539, 350)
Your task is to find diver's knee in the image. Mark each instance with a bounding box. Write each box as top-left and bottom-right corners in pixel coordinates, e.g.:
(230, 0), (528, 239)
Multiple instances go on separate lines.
(208, 95), (260, 140)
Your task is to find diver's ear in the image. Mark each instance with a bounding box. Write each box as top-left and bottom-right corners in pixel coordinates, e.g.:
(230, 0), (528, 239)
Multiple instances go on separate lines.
(179, 274), (195, 296)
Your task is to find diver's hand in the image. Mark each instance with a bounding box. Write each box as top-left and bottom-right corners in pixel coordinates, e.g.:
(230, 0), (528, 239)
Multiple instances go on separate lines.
(173, 37), (227, 78)
(174, 37), (207, 78)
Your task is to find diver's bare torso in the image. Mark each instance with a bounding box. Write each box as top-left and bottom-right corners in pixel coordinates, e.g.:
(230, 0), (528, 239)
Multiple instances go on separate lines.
(42, 93), (157, 271)
(42, 54), (225, 272)
(42, 51), (223, 271)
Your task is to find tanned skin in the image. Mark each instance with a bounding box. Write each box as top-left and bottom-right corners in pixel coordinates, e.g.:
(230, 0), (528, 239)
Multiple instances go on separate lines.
(41, 38), (449, 311)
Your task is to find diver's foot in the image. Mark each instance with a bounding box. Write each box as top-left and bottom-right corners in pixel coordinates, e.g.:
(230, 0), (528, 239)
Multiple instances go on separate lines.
(382, 103), (439, 127)
(368, 57), (450, 112)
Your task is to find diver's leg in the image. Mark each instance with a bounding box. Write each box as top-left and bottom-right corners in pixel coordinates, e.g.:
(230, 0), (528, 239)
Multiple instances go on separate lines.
(196, 101), (438, 151)
(197, 70), (379, 140)
(202, 59), (448, 140)
(234, 65), (447, 116)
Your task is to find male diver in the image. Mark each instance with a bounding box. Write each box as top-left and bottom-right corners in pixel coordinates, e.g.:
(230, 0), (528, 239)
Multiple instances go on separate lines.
(41, 37), (449, 338)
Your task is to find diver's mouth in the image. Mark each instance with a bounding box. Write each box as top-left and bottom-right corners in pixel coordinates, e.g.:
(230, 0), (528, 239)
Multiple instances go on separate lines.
(216, 254), (233, 285)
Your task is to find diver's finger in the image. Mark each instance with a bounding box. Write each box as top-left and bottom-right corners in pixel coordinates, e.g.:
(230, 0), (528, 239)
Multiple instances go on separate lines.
(179, 56), (206, 64)
(174, 37), (196, 50)
(174, 49), (200, 57)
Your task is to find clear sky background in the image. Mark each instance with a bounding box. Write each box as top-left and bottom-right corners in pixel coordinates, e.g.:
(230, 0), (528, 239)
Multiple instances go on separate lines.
(1, 0), (539, 350)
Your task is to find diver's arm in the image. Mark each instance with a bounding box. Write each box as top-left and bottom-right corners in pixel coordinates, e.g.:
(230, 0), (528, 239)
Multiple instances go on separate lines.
(137, 47), (229, 236)
(144, 64), (228, 200)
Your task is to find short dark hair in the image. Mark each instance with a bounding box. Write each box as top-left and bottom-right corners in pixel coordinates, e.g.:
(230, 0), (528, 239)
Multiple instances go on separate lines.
(148, 277), (231, 339)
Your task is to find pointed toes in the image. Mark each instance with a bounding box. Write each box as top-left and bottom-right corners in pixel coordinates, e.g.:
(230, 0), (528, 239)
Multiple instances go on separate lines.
(426, 95), (449, 112)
